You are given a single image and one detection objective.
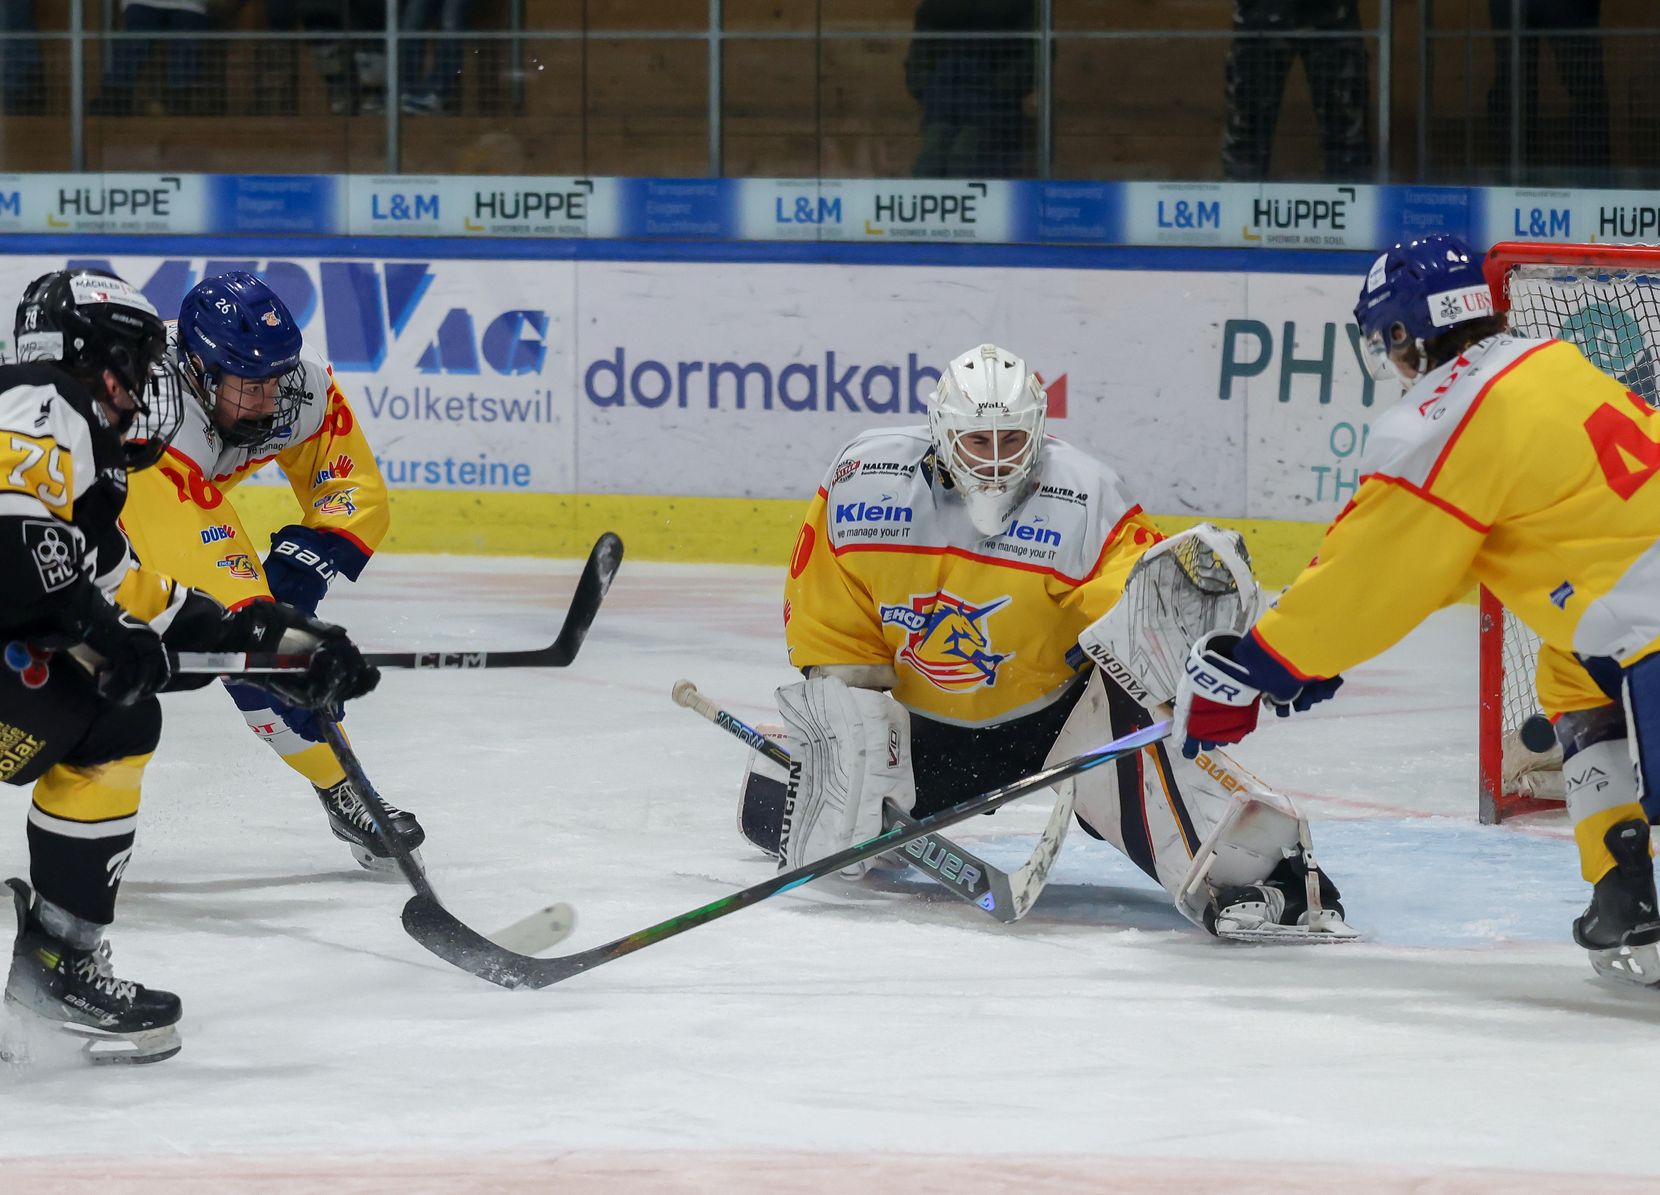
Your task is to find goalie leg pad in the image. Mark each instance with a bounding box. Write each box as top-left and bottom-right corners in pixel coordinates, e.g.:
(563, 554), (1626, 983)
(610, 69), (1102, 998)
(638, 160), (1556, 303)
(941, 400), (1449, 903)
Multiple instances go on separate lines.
(777, 676), (914, 878)
(1170, 758), (1358, 942)
(735, 723), (790, 857)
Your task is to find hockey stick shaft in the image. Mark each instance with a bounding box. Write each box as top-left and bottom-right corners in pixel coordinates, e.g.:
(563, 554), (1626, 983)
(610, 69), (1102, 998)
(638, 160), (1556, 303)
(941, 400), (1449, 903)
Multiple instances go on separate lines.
(398, 719), (1172, 990)
(671, 679), (1013, 916)
(320, 717), (576, 970)
(173, 532), (625, 674)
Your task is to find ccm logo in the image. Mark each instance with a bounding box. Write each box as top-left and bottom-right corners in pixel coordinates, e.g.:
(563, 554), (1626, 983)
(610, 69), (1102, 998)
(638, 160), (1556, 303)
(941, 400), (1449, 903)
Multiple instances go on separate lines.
(411, 652), (487, 669)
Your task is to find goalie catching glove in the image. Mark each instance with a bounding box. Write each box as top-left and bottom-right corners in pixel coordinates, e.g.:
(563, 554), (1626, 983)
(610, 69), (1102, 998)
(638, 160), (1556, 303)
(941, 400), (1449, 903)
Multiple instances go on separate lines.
(776, 672), (915, 878)
(1173, 631), (1343, 759)
(1075, 523), (1260, 710)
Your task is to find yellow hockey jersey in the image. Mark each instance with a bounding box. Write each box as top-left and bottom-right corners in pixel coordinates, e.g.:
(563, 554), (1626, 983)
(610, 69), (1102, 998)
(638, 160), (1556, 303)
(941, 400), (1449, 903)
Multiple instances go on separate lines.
(784, 427), (1163, 727)
(120, 330), (388, 606)
(1253, 335), (1660, 694)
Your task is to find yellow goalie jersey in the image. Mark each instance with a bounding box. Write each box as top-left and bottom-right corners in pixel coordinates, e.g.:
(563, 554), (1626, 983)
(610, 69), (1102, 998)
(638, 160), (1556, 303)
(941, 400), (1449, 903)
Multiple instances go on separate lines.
(784, 427), (1163, 727)
(1253, 334), (1660, 711)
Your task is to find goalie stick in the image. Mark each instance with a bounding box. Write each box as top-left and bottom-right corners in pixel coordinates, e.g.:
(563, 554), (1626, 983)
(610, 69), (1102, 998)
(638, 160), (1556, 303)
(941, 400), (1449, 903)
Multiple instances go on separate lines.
(396, 719), (1173, 991)
(668, 679), (1073, 923)
(172, 531), (625, 675)
(319, 718), (578, 967)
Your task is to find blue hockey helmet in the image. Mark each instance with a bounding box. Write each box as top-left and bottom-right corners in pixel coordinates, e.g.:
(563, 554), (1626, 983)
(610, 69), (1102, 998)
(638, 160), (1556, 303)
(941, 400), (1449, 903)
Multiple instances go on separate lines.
(178, 271), (305, 447)
(1353, 235), (1496, 381)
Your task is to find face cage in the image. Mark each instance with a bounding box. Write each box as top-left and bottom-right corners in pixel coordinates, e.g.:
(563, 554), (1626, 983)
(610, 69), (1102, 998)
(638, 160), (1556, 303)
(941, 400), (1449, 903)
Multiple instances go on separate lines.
(123, 358), (190, 472)
(211, 364), (307, 448)
(940, 420), (1042, 495)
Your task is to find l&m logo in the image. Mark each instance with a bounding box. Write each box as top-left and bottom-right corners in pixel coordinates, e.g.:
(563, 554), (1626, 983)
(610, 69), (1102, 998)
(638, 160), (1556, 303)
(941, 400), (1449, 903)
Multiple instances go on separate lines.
(369, 190), (440, 222)
(67, 258), (552, 378)
(879, 590), (1013, 691)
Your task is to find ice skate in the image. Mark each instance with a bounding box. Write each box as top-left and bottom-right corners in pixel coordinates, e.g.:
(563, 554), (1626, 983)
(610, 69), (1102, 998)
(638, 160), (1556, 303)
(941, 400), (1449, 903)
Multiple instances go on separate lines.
(3, 879), (181, 1065)
(1574, 819), (1660, 988)
(1206, 848), (1358, 943)
(316, 777), (426, 872)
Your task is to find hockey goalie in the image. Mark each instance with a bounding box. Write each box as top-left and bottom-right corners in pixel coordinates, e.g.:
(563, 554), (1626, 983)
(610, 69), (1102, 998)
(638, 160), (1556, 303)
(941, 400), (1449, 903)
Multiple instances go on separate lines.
(738, 344), (1357, 942)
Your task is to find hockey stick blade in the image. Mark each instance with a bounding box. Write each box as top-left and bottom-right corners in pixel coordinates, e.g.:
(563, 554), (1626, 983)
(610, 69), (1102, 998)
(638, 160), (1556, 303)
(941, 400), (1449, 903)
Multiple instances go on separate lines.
(488, 903), (577, 954)
(173, 532), (624, 674)
(675, 678), (1054, 923)
(398, 720), (1172, 991)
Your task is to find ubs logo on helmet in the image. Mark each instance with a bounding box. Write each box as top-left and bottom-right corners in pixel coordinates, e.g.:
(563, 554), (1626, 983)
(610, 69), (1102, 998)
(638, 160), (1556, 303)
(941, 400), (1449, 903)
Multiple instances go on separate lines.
(879, 590), (1012, 691)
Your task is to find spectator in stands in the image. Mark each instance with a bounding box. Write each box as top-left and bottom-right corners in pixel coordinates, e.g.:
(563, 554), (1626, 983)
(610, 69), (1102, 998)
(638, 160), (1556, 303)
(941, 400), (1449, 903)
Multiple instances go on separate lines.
(90, 0), (213, 116)
(905, 0), (1037, 178)
(399, 0), (470, 115)
(1487, 0), (1610, 184)
(1221, 0), (1373, 181)
(267, 0), (385, 116)
(1, 0), (45, 115)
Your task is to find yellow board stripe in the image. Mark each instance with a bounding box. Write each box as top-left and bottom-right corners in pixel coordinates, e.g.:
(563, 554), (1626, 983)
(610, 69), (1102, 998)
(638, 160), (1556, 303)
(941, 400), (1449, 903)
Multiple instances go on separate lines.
(229, 486), (1336, 588)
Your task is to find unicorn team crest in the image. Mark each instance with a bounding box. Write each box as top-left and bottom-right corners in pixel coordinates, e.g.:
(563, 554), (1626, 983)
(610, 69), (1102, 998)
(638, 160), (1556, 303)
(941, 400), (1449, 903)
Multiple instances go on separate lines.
(880, 590), (1013, 691)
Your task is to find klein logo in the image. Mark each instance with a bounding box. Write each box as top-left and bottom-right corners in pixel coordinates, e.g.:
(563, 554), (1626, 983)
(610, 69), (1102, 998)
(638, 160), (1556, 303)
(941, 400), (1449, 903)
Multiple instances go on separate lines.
(834, 497), (912, 524)
(200, 524), (236, 545)
(1000, 517), (1060, 547)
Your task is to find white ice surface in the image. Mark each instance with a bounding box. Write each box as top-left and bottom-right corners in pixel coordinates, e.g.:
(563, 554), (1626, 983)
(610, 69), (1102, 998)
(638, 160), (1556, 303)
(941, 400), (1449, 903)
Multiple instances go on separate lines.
(2, 556), (1657, 1194)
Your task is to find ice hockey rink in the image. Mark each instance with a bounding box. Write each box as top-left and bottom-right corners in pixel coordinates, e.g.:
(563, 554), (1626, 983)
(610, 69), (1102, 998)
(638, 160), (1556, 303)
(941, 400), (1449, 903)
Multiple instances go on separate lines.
(3, 553), (1657, 1194)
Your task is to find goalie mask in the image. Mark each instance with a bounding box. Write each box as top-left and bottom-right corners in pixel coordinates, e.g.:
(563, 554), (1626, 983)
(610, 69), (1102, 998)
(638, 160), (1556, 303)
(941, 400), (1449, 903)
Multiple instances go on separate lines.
(927, 344), (1048, 537)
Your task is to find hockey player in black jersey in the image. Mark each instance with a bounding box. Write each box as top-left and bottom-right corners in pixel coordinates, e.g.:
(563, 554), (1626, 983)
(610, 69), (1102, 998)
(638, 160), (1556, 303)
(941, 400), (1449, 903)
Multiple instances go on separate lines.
(0, 269), (380, 1064)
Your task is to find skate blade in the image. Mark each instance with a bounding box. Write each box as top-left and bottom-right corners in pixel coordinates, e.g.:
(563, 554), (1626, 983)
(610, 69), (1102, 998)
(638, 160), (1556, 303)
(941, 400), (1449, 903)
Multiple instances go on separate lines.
(1215, 919), (1363, 944)
(488, 903), (577, 955)
(353, 845), (424, 875)
(60, 1021), (182, 1066)
(1587, 942), (1660, 988)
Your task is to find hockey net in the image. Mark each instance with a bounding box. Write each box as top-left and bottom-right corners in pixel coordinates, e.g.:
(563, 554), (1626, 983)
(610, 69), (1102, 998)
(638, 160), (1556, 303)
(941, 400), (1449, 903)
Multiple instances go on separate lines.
(1478, 241), (1660, 822)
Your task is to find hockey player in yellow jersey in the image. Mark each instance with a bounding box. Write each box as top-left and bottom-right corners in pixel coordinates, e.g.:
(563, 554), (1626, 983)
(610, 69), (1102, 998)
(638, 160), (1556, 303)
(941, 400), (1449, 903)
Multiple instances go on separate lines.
(1174, 233), (1660, 987)
(746, 344), (1357, 941)
(118, 272), (422, 870)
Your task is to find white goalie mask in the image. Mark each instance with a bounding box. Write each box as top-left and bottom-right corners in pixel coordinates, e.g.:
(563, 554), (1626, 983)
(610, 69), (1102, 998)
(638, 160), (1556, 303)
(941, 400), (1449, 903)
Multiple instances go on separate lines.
(927, 344), (1048, 537)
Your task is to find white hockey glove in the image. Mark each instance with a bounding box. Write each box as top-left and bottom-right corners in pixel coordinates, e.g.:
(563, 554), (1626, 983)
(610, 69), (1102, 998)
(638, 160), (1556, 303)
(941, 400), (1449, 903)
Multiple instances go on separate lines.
(776, 674), (914, 878)
(1075, 523), (1259, 710)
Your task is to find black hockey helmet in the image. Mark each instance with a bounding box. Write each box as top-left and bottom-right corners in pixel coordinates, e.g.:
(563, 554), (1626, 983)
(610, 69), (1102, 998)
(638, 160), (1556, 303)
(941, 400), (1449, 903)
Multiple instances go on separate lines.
(13, 269), (182, 470)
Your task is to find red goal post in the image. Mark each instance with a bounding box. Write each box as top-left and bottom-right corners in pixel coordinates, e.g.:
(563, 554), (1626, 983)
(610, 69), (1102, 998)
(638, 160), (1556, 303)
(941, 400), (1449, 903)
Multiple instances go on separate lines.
(1477, 240), (1660, 822)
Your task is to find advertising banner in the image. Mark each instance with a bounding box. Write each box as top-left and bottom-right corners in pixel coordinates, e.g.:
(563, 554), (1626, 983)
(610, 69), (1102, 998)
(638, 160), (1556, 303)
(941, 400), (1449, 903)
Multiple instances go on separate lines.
(0, 248), (1528, 522)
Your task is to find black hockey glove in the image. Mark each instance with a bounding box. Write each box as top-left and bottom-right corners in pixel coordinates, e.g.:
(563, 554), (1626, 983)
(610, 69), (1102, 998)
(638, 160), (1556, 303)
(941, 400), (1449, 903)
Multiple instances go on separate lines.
(57, 583), (173, 707)
(228, 601), (381, 711)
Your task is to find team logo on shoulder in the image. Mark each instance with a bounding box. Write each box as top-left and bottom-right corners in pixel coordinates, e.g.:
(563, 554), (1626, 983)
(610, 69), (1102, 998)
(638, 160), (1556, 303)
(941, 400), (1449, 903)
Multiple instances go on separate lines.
(22, 519), (77, 592)
(216, 552), (259, 580)
(879, 590), (1012, 691)
(313, 487), (358, 517)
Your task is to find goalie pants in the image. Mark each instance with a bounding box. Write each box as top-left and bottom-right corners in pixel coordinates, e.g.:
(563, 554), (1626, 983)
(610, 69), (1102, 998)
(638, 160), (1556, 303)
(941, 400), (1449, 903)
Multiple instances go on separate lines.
(0, 645), (159, 926)
(912, 670), (1283, 898)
